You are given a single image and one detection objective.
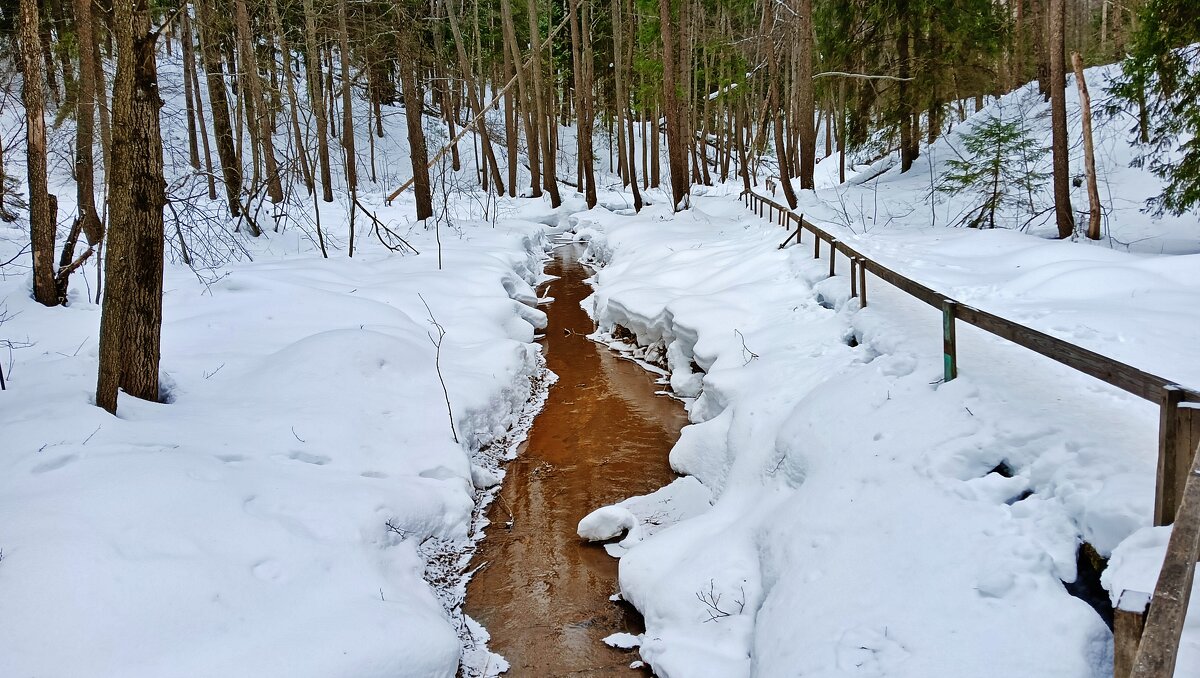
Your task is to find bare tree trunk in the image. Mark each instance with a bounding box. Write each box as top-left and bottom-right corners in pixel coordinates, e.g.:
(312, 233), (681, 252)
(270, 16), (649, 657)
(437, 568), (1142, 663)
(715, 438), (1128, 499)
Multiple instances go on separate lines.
(1049, 0), (1074, 238)
(269, 0), (314, 193)
(659, 0), (690, 209)
(75, 0), (104, 245)
(1072, 51), (1102, 240)
(337, 0), (358, 192)
(796, 0), (816, 189)
(444, 0), (505, 195)
(897, 1), (917, 173)
(569, 0), (597, 208)
(196, 0), (244, 218)
(181, 9), (217, 200)
(500, 0), (541, 197)
(399, 53), (433, 221)
(623, 0), (642, 211)
(19, 0), (57, 306)
(528, 0), (561, 205)
(503, 40), (518, 196)
(302, 0), (334, 202)
(180, 7), (201, 171)
(1034, 0), (1051, 99)
(97, 0), (167, 413)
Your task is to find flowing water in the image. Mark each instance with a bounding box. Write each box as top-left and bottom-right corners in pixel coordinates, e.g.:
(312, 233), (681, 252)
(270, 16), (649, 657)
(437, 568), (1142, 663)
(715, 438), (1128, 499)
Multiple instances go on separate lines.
(464, 244), (688, 676)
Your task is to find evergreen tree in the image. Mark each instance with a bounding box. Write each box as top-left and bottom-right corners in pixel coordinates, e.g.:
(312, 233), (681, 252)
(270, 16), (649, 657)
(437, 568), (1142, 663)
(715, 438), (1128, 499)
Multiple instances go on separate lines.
(1110, 0), (1200, 216)
(938, 106), (1050, 229)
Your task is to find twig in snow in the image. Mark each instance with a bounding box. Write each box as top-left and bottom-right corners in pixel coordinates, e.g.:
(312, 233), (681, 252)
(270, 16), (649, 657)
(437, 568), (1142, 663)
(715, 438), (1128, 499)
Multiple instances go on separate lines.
(735, 329), (759, 365)
(696, 579), (746, 623)
(81, 425), (101, 445)
(291, 427), (306, 443)
(418, 294), (460, 444)
(385, 519), (412, 539)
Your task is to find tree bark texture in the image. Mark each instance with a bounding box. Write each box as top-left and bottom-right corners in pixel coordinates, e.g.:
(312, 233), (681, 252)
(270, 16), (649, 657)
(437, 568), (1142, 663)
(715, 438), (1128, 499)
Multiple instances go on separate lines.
(96, 0), (168, 413)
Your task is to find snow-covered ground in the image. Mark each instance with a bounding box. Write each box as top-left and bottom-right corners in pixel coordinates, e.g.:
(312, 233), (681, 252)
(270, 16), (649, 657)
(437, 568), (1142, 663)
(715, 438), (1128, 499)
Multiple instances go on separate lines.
(574, 191), (1199, 676)
(0, 208), (562, 676)
(570, 56), (1200, 678)
(0, 44), (569, 678)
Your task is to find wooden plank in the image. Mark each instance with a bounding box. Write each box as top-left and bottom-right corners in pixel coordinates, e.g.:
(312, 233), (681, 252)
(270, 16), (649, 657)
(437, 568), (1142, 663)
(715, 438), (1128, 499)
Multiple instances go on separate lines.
(955, 304), (1173, 403)
(943, 301), (958, 382)
(1168, 403), (1200, 526)
(829, 240), (838, 277)
(850, 258), (858, 297)
(1130, 439), (1200, 678)
(859, 257), (946, 308)
(1115, 590), (1150, 678)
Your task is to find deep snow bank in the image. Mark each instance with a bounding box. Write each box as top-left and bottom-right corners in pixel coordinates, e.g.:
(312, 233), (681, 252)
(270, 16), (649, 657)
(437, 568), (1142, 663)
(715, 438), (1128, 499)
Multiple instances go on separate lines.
(575, 193), (1199, 677)
(0, 216), (551, 677)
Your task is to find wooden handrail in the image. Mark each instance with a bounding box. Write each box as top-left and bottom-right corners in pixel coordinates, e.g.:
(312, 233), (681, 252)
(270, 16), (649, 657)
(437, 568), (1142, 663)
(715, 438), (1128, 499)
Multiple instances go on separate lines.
(742, 190), (1197, 404)
(742, 188), (1200, 678)
(1130, 438), (1200, 678)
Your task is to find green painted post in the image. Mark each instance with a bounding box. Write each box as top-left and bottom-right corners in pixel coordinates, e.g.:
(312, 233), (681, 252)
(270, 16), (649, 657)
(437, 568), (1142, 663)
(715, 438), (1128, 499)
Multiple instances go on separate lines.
(943, 300), (958, 382)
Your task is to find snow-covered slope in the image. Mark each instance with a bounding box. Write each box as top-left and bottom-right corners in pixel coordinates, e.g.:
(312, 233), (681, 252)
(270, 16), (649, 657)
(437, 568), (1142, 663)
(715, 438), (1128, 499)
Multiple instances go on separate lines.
(0, 42), (567, 677)
(798, 59), (1197, 255)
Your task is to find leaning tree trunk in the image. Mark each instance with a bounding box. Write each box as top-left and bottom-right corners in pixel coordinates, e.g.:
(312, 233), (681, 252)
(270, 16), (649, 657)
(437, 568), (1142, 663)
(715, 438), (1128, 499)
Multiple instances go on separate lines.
(96, 0), (168, 414)
(1072, 51), (1101, 240)
(500, 0), (541, 197)
(444, 0), (505, 195)
(19, 0), (57, 306)
(1049, 0), (1073, 238)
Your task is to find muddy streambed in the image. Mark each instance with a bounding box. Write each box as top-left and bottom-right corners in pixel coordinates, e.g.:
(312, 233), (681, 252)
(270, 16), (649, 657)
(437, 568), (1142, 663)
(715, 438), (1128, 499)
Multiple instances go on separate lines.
(463, 244), (688, 675)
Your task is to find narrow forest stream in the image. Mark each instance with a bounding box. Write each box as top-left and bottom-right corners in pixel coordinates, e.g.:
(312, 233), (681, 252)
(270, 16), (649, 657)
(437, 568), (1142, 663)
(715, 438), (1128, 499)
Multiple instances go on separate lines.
(464, 244), (688, 676)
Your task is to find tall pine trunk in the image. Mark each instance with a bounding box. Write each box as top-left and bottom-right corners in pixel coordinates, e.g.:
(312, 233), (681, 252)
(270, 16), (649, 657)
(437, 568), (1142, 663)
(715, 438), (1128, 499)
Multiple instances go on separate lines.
(1049, 0), (1073, 238)
(796, 0), (816, 189)
(96, 0), (168, 413)
(659, 0), (690, 209)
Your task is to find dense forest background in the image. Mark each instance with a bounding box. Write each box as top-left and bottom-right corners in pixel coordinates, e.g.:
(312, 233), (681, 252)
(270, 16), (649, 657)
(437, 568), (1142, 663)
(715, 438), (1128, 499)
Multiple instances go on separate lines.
(0, 0), (1197, 404)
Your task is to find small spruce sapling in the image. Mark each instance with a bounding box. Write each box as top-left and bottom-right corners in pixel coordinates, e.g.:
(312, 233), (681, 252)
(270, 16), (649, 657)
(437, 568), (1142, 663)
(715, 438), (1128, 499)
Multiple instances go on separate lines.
(937, 105), (1050, 229)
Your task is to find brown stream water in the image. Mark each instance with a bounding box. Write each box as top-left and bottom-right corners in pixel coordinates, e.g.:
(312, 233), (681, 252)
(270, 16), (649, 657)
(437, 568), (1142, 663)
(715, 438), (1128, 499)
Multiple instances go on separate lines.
(464, 244), (688, 676)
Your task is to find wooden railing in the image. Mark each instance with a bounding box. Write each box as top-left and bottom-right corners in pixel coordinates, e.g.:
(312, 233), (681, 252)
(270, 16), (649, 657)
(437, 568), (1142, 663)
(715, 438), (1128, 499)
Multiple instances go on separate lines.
(742, 189), (1200, 678)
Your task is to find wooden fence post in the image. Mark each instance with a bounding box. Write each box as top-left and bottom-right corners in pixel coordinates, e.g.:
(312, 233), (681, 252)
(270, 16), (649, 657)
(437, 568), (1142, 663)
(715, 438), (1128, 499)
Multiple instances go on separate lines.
(814, 234), (820, 259)
(858, 258), (868, 307)
(1115, 590), (1150, 678)
(1156, 386), (1186, 526)
(850, 258), (858, 297)
(796, 214), (803, 244)
(943, 300), (958, 382)
(828, 240), (838, 277)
